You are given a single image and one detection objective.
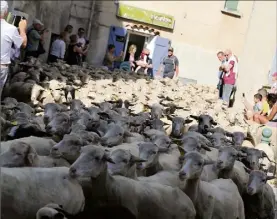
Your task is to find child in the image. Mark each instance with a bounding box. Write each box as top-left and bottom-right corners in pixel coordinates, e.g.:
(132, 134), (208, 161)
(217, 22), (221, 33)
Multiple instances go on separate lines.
(258, 88), (270, 116)
(253, 93), (263, 113)
(135, 48), (148, 74)
(270, 72), (277, 94)
(244, 93), (263, 120)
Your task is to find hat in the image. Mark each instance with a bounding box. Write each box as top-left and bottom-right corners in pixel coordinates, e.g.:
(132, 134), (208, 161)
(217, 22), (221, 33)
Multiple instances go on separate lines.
(1, 1), (8, 13)
(272, 72), (277, 77)
(33, 18), (43, 26)
(168, 47), (174, 52)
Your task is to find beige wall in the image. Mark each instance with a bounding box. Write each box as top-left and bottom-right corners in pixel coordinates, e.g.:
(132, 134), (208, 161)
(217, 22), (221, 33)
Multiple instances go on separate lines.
(91, 1), (276, 102)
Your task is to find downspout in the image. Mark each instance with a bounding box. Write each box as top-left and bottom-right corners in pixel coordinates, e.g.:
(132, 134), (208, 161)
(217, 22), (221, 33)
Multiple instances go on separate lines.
(86, 0), (96, 40)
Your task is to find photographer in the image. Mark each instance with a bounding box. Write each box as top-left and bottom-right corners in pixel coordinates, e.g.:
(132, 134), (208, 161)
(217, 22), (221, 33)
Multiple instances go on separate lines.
(25, 18), (47, 60)
(1, 0), (27, 90)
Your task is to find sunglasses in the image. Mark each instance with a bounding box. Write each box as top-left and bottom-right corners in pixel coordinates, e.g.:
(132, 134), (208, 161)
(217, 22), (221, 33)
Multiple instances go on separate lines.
(168, 50), (173, 52)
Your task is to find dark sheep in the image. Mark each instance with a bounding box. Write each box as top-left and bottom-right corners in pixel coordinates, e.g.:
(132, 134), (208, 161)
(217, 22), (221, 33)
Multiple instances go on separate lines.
(189, 114), (217, 134)
(167, 115), (193, 138)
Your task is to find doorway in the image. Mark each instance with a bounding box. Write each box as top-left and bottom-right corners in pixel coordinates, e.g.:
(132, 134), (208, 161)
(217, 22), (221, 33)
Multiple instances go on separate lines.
(123, 32), (153, 61)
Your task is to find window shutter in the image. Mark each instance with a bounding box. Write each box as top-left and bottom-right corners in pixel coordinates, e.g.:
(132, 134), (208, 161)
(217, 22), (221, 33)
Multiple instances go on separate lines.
(225, 0), (239, 11)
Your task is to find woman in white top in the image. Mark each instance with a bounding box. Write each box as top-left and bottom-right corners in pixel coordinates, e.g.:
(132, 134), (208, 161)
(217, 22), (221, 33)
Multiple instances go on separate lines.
(253, 93), (277, 124)
(48, 32), (66, 63)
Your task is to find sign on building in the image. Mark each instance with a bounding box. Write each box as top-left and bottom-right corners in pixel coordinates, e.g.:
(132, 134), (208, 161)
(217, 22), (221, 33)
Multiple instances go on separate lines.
(116, 4), (175, 29)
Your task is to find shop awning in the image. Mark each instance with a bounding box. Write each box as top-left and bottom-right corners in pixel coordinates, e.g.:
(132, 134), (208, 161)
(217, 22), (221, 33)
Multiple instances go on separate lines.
(125, 24), (160, 36)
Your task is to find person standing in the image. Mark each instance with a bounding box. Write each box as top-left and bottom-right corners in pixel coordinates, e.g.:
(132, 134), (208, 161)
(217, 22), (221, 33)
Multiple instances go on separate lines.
(1, 0), (27, 90)
(48, 32), (66, 63)
(221, 49), (237, 107)
(125, 44), (137, 71)
(157, 47), (179, 79)
(102, 44), (123, 71)
(216, 51), (226, 99)
(64, 24), (73, 46)
(25, 18), (47, 60)
(66, 34), (87, 66)
(77, 28), (88, 62)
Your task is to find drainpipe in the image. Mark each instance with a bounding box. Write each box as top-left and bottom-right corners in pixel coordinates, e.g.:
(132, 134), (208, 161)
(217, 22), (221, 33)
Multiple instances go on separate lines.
(86, 0), (96, 40)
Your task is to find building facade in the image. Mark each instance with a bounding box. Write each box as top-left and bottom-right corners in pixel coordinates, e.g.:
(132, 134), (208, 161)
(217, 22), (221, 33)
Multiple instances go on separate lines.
(8, 0), (277, 100)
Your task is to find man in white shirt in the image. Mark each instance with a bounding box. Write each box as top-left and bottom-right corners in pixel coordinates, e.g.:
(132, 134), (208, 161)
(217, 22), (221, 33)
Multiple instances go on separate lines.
(1, 0), (27, 90)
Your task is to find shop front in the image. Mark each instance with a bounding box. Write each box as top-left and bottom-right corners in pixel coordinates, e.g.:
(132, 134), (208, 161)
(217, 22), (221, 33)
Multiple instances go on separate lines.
(107, 3), (175, 75)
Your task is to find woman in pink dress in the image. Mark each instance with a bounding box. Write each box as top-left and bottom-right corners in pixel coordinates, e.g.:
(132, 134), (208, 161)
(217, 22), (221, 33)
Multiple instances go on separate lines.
(127, 44), (137, 71)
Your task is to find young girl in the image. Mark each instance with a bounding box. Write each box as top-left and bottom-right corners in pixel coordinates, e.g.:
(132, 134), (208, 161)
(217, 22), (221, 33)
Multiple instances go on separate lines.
(135, 48), (149, 74)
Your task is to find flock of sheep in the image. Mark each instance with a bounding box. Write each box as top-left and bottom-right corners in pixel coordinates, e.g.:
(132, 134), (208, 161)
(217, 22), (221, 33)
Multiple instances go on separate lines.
(0, 58), (276, 219)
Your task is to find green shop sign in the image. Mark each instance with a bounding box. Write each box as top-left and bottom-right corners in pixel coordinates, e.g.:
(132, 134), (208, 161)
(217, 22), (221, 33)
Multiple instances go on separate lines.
(117, 4), (175, 29)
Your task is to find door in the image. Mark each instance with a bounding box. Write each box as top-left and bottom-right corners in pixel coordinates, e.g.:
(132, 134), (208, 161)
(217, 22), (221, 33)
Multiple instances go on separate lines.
(149, 36), (170, 77)
(107, 26), (127, 68)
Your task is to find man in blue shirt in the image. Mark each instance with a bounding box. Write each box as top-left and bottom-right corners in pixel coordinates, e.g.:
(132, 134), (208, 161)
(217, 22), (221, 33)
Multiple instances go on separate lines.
(217, 51), (226, 99)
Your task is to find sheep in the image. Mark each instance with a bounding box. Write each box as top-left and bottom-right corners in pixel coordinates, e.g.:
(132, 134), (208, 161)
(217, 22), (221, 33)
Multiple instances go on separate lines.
(255, 142), (276, 173)
(237, 146), (276, 172)
(69, 145), (196, 219)
(108, 148), (182, 187)
(43, 103), (64, 126)
(179, 151), (245, 219)
(1, 167), (85, 219)
(0, 136), (56, 156)
(243, 169), (276, 219)
(174, 131), (218, 161)
(204, 132), (233, 148)
(45, 112), (71, 139)
(225, 131), (256, 147)
(215, 146), (249, 194)
(189, 114), (217, 134)
(51, 133), (84, 163)
(167, 115), (193, 138)
(100, 122), (133, 147)
(136, 142), (180, 176)
(0, 141), (70, 167)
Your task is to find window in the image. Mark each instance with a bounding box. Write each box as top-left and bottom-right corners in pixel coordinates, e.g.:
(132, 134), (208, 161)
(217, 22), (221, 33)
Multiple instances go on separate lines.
(224, 0), (239, 12)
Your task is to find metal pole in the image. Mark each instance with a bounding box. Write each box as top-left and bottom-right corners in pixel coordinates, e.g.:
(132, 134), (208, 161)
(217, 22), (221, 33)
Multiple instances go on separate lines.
(87, 0), (96, 40)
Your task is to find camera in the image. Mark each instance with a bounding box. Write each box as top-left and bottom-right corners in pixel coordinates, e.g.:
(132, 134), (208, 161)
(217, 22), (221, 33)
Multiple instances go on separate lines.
(6, 10), (29, 27)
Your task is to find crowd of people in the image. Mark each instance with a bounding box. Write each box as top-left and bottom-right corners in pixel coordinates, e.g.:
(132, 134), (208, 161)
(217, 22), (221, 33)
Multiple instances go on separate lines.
(215, 48), (277, 126)
(102, 43), (179, 79)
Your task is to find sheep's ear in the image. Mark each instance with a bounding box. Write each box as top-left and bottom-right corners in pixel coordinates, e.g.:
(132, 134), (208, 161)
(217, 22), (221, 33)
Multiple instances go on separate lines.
(243, 166), (252, 174)
(185, 119), (193, 124)
(130, 155), (146, 163)
(225, 131), (234, 137)
(237, 151), (247, 158)
(124, 130), (133, 137)
(190, 115), (199, 120)
(166, 114), (174, 121)
(158, 147), (170, 153)
(201, 144), (212, 152)
(26, 144), (38, 166)
(203, 159), (215, 166)
(266, 176), (276, 181)
(103, 152), (115, 164)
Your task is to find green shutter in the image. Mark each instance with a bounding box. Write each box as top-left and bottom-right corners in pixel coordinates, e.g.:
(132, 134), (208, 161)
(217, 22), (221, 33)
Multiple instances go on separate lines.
(225, 0), (239, 11)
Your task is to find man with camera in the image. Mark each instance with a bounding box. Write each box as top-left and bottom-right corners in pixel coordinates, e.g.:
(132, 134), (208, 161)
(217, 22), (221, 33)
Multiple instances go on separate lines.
(25, 18), (48, 60)
(1, 0), (27, 90)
